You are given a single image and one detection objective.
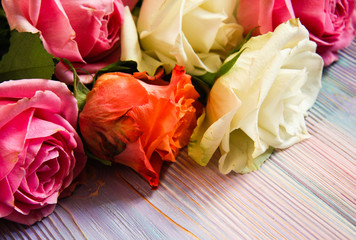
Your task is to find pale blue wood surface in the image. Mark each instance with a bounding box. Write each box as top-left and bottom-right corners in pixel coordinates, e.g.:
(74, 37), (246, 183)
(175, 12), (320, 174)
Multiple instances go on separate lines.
(1, 40), (355, 240)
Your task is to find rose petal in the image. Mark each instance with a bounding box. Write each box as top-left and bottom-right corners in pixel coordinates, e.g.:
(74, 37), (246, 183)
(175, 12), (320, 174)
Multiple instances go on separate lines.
(60, 0), (123, 58)
(6, 163), (26, 195)
(219, 129), (273, 174)
(2, 0), (39, 33)
(26, 143), (57, 180)
(33, 0), (83, 61)
(121, 0), (139, 10)
(0, 79), (78, 128)
(26, 117), (65, 140)
(137, 0), (243, 75)
(120, 7), (162, 76)
(0, 109), (33, 180)
(291, 0), (327, 37)
(4, 203), (56, 225)
(188, 78), (241, 166)
(182, 7), (225, 53)
(0, 178), (15, 217)
(130, 96), (177, 160)
(113, 139), (159, 188)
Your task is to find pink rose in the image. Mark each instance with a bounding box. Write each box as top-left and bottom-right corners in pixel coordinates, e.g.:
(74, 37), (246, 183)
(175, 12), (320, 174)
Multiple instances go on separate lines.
(0, 79), (87, 225)
(236, 0), (356, 66)
(2, 0), (138, 84)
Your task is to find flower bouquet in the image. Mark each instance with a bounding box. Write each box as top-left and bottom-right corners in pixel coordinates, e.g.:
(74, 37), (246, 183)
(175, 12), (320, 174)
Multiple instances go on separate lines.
(0, 0), (355, 225)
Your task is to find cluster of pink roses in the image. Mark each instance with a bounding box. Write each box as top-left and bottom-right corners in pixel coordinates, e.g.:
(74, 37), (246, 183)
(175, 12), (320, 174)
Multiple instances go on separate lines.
(237, 0), (356, 65)
(0, 0), (355, 225)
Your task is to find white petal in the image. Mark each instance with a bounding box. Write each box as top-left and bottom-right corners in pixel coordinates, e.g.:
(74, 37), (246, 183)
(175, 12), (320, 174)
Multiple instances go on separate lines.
(136, 0), (243, 75)
(219, 129), (273, 174)
(188, 79), (241, 166)
(120, 7), (161, 75)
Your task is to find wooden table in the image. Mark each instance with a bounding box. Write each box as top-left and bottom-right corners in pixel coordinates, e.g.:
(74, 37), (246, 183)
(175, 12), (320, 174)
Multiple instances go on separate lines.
(1, 40), (355, 240)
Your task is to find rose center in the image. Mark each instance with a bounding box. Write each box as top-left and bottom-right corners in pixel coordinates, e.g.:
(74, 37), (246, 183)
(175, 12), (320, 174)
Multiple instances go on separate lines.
(330, 0), (347, 27)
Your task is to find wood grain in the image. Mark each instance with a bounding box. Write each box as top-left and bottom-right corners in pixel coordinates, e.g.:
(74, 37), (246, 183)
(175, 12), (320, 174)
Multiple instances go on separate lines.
(1, 40), (355, 240)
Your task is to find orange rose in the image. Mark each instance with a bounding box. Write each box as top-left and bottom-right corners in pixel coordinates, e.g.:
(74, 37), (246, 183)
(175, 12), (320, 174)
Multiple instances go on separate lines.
(79, 66), (201, 189)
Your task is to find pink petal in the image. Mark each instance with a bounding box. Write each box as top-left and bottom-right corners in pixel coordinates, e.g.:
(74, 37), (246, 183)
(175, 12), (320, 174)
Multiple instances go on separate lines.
(16, 180), (60, 207)
(32, 110), (87, 180)
(35, 0), (83, 62)
(0, 109), (33, 180)
(0, 92), (61, 132)
(26, 116), (65, 140)
(237, 0), (294, 35)
(0, 79), (78, 128)
(6, 163), (26, 194)
(61, 0), (124, 58)
(121, 0), (139, 10)
(272, 0), (295, 29)
(85, 2), (124, 59)
(237, 0), (274, 35)
(291, 0), (327, 37)
(0, 178), (15, 217)
(54, 63), (95, 84)
(26, 143), (57, 178)
(54, 55), (122, 85)
(1, 0), (39, 33)
(5, 202), (56, 225)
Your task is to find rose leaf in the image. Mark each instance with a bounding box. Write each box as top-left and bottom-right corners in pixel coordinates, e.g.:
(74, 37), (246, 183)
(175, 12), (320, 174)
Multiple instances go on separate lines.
(197, 48), (245, 87)
(0, 7), (10, 59)
(62, 58), (90, 112)
(0, 31), (55, 81)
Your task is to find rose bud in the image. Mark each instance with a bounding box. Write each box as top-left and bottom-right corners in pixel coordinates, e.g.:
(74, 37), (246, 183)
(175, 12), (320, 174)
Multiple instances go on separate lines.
(79, 66), (201, 189)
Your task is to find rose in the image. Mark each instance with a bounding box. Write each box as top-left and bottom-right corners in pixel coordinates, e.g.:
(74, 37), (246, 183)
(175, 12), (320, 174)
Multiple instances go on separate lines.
(0, 79), (87, 225)
(2, 0), (138, 84)
(127, 0), (244, 76)
(79, 66), (201, 189)
(188, 19), (323, 174)
(236, 0), (356, 66)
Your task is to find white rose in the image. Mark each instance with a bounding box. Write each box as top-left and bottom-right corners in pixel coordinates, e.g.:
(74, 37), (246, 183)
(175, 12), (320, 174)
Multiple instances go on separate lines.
(188, 19), (323, 174)
(131, 0), (243, 76)
(120, 7), (162, 75)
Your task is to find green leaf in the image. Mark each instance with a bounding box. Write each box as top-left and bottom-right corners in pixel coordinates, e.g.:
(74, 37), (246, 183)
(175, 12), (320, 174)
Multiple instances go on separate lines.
(191, 76), (210, 105)
(62, 58), (90, 111)
(198, 48), (246, 88)
(229, 26), (258, 55)
(85, 151), (112, 166)
(132, 1), (142, 17)
(93, 60), (139, 83)
(196, 72), (216, 87)
(193, 28), (258, 88)
(0, 31), (55, 82)
(0, 7), (10, 59)
(215, 49), (245, 78)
